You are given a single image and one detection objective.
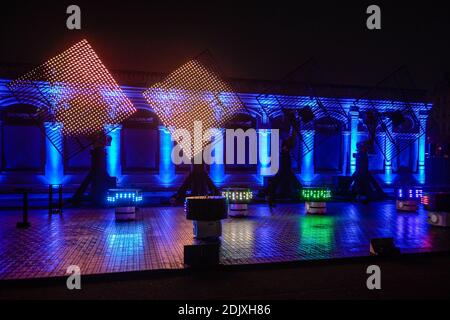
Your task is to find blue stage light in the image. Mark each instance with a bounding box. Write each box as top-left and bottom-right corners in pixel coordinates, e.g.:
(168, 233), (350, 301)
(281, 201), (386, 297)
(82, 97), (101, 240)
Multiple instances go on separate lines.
(395, 187), (422, 200)
(107, 189), (143, 205)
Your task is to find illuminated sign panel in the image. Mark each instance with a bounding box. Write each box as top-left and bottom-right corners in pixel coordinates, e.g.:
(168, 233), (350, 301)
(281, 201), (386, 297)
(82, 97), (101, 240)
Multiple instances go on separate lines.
(301, 188), (332, 201)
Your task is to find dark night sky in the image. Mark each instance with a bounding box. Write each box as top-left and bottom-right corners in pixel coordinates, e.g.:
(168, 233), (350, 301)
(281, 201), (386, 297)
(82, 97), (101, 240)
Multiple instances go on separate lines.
(1, 1), (450, 89)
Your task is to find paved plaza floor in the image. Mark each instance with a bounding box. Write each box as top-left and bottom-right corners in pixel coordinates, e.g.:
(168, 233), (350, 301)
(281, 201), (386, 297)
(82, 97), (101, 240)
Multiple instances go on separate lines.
(1, 201), (449, 280)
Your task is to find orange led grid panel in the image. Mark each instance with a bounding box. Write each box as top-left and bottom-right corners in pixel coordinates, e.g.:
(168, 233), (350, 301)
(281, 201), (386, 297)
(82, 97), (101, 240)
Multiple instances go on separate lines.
(8, 39), (136, 137)
(143, 59), (244, 159)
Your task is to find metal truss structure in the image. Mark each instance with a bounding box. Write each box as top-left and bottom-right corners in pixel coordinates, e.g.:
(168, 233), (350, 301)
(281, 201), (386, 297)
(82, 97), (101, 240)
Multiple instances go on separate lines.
(255, 58), (349, 158)
(353, 66), (430, 166)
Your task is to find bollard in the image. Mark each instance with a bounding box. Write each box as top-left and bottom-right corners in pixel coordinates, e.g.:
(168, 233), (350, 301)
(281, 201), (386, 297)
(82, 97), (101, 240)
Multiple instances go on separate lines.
(17, 189), (31, 229)
(49, 184), (63, 214)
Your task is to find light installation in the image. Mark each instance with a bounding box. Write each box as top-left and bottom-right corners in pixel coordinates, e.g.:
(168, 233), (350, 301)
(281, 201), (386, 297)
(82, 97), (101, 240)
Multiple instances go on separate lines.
(421, 194), (429, 206)
(255, 58), (348, 160)
(184, 196), (228, 239)
(254, 59), (347, 204)
(107, 188), (143, 221)
(143, 59), (244, 160)
(143, 55), (247, 201)
(301, 187), (332, 201)
(222, 187), (253, 217)
(352, 66), (430, 181)
(222, 188), (253, 203)
(107, 189), (143, 204)
(421, 192), (450, 212)
(396, 187), (423, 200)
(395, 187), (422, 212)
(7, 39), (136, 159)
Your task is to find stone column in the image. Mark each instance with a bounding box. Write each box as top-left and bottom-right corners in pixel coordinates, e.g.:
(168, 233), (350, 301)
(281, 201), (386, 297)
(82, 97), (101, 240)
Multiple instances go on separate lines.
(258, 128), (271, 176)
(418, 111), (428, 172)
(417, 111), (428, 184)
(384, 122), (395, 184)
(0, 120), (3, 172)
(301, 129), (315, 184)
(349, 109), (359, 174)
(44, 122), (64, 184)
(210, 129), (225, 184)
(341, 131), (350, 175)
(159, 126), (175, 185)
(105, 124), (122, 180)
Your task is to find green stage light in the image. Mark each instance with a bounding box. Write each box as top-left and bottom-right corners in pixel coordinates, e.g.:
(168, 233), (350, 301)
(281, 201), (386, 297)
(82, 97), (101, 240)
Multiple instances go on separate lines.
(301, 188), (332, 201)
(221, 188), (253, 204)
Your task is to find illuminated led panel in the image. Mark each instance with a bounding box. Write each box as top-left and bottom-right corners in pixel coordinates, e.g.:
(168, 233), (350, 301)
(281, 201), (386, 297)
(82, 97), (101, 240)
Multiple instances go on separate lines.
(222, 188), (253, 204)
(143, 59), (244, 159)
(396, 187), (422, 200)
(107, 189), (143, 205)
(301, 187), (332, 201)
(8, 39), (136, 138)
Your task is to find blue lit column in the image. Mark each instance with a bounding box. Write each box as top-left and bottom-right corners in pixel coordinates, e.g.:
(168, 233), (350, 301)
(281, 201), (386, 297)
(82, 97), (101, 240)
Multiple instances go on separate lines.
(210, 129), (225, 184)
(349, 109), (359, 174)
(301, 129), (315, 184)
(159, 126), (175, 185)
(105, 124), (122, 180)
(44, 122), (64, 184)
(0, 120), (2, 173)
(384, 123), (394, 184)
(342, 131), (350, 175)
(417, 111), (428, 184)
(258, 128), (271, 183)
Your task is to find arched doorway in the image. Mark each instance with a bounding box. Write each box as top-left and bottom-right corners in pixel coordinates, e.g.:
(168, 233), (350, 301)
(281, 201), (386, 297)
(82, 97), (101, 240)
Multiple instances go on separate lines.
(224, 113), (257, 173)
(314, 116), (344, 173)
(1, 104), (45, 172)
(121, 108), (160, 173)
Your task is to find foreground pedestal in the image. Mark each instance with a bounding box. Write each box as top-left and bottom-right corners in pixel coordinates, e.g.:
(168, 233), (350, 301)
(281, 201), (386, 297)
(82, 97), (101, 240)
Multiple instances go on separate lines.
(229, 203), (248, 217)
(306, 202), (327, 214)
(115, 207), (136, 221)
(396, 199), (418, 212)
(193, 220), (222, 239)
(184, 242), (220, 267)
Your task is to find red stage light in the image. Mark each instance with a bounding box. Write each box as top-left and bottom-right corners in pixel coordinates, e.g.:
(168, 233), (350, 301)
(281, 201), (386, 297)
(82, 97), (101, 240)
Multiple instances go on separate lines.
(421, 195), (429, 205)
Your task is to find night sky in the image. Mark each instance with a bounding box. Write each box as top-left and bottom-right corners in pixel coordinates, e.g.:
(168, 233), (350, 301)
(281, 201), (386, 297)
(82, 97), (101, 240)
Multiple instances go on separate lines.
(1, 1), (450, 89)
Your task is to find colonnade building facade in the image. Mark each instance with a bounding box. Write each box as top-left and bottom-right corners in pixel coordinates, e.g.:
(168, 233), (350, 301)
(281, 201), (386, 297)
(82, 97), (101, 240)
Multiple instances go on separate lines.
(0, 67), (431, 191)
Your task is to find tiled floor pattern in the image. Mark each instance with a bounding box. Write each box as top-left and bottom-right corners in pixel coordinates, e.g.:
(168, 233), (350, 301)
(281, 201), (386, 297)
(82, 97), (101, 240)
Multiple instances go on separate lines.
(0, 201), (449, 279)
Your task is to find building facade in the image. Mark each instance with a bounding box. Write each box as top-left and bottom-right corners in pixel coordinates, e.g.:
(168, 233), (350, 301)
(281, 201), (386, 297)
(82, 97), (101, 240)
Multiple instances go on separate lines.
(0, 67), (431, 191)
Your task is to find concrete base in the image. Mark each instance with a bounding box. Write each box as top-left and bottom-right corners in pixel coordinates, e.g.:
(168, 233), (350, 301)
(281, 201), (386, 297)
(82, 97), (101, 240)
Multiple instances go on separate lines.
(396, 199), (418, 212)
(115, 206), (136, 221)
(428, 211), (450, 227)
(306, 202), (327, 214)
(229, 203), (248, 217)
(193, 220), (222, 239)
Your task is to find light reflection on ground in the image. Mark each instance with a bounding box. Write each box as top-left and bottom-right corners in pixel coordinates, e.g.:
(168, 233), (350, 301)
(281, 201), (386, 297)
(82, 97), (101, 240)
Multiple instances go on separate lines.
(0, 201), (448, 279)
